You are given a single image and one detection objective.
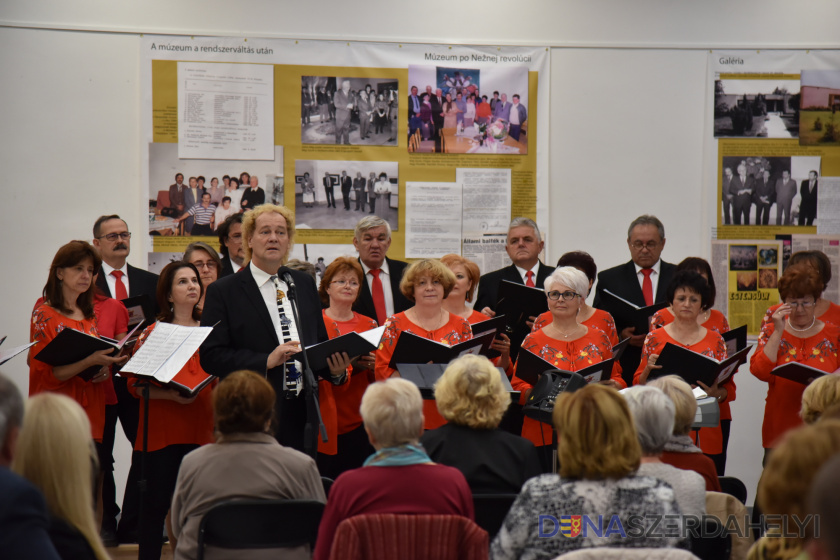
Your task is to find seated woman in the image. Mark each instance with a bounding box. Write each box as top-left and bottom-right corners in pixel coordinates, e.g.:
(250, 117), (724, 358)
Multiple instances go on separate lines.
(421, 354), (541, 493)
(490, 384), (683, 559)
(801, 374), (840, 425)
(169, 370), (325, 560)
(313, 378), (473, 560)
(13, 393), (110, 560)
(622, 385), (706, 517)
(648, 375), (722, 492)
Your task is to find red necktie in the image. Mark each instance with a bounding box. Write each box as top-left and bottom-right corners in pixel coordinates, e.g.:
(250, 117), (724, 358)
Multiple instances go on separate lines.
(111, 270), (128, 301)
(641, 268), (654, 307)
(370, 269), (387, 325)
(525, 270), (535, 288)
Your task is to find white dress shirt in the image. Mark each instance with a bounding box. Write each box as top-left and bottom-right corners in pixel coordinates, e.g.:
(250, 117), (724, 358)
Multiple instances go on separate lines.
(634, 259), (662, 301)
(359, 258), (395, 318)
(100, 261), (129, 297)
(515, 262), (542, 288)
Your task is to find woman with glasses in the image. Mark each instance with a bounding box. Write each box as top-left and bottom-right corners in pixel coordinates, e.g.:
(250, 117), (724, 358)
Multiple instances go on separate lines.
(183, 241), (221, 311)
(511, 267), (623, 470)
(750, 264), (840, 458)
(317, 256), (379, 478)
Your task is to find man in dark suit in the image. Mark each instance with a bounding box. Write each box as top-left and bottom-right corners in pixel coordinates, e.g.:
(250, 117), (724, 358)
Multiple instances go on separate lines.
(430, 88), (444, 136)
(775, 169), (797, 225)
(92, 214), (159, 544)
(593, 215), (676, 385)
(721, 166), (734, 225)
(340, 170), (353, 211)
(407, 85), (422, 136)
(168, 173), (185, 217)
(730, 163), (754, 225)
(0, 374), (60, 559)
(754, 169), (775, 225)
(201, 205), (348, 455)
(334, 79), (353, 145)
(799, 169), (819, 226)
(351, 216), (412, 325)
(216, 213), (245, 278)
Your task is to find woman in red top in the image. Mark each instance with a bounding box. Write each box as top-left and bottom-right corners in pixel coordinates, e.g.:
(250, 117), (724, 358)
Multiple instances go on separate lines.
(129, 262), (216, 560)
(375, 259), (473, 430)
(512, 267), (624, 470)
(317, 256), (379, 478)
(648, 257), (734, 474)
(750, 264), (840, 460)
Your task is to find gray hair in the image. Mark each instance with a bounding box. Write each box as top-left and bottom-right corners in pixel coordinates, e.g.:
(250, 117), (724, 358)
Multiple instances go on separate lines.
(0, 373), (24, 447)
(360, 378), (423, 448)
(354, 215), (392, 241)
(183, 241), (221, 265)
(622, 385), (675, 455)
(627, 215), (665, 241)
(509, 217), (541, 243)
(544, 266), (589, 297)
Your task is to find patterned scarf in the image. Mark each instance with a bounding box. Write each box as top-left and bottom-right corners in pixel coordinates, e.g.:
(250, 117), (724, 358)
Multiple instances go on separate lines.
(363, 443), (431, 467)
(663, 434), (703, 454)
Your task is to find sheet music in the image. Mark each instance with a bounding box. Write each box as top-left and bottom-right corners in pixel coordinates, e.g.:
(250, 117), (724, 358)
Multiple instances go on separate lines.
(121, 323), (212, 382)
(358, 326), (386, 347)
(0, 341), (36, 366)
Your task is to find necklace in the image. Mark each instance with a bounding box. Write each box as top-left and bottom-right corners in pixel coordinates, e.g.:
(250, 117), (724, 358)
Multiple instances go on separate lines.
(788, 316), (816, 333)
(413, 308), (445, 332)
(553, 323), (582, 339)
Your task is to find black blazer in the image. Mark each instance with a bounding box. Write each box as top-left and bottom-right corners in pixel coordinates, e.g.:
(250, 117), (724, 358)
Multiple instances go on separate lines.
(593, 259), (676, 384)
(0, 469), (60, 560)
(352, 257), (412, 325)
(95, 264), (159, 324)
(473, 262), (555, 314)
(219, 255), (236, 279)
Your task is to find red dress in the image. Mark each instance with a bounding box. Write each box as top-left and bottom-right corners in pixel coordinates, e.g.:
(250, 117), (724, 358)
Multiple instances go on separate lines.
(648, 308), (735, 455)
(320, 311), (379, 455)
(375, 311), (473, 430)
(129, 323), (216, 452)
(512, 327), (622, 446)
(29, 304), (107, 441)
(750, 321), (840, 448)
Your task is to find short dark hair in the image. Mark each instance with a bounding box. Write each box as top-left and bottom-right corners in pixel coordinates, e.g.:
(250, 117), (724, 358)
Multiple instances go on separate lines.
(676, 257), (716, 307)
(493, 91), (499, 95)
(93, 215), (124, 238)
(43, 241), (102, 319)
(217, 213), (243, 258)
(156, 262), (202, 323)
(223, 174), (230, 181)
(666, 270), (713, 310)
(512, 94), (520, 100)
(213, 370), (275, 435)
(197, 176), (205, 183)
(556, 251), (597, 285)
(790, 250), (832, 286)
(175, 173), (183, 180)
(222, 196), (231, 204)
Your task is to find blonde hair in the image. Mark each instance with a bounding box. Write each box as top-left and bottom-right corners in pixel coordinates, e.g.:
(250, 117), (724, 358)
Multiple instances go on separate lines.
(434, 354), (510, 429)
(360, 378), (424, 448)
(12, 394), (109, 560)
(241, 204), (296, 264)
(399, 259), (457, 301)
(649, 375), (697, 435)
(801, 375), (840, 425)
(553, 384), (641, 480)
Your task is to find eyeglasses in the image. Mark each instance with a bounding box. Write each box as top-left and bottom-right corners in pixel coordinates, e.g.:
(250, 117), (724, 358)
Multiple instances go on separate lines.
(191, 261), (217, 270)
(227, 233), (243, 242)
(630, 241), (659, 251)
(547, 290), (580, 301)
(331, 280), (360, 288)
(98, 232), (131, 242)
(786, 300), (817, 309)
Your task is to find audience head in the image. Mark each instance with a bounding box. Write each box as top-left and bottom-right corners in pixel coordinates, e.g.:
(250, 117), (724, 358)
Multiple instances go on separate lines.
(213, 370), (275, 435)
(285, 259), (317, 279)
(506, 217), (544, 270)
(92, 214), (131, 267)
(779, 263), (824, 302)
(806, 452), (840, 560)
(648, 375), (696, 436)
(440, 253), (481, 303)
(156, 261), (202, 323)
(361, 378), (424, 449)
(434, 354), (510, 430)
(318, 256), (364, 307)
(12, 393), (108, 560)
(218, 213), (245, 263)
(802, 375), (840, 425)
(553, 384), (641, 480)
(789, 250), (832, 287)
(242, 204), (296, 269)
(400, 259), (456, 302)
(622, 385), (675, 456)
(666, 270), (713, 311)
(354, 216), (392, 269)
(544, 266), (589, 299)
(183, 241), (221, 290)
(43, 240), (102, 319)
(0, 373), (24, 467)
(627, 214), (666, 269)
(556, 251), (597, 295)
(676, 257), (716, 307)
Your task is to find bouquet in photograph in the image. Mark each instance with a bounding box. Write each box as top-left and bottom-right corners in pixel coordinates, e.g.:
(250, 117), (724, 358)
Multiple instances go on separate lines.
(486, 119), (509, 142)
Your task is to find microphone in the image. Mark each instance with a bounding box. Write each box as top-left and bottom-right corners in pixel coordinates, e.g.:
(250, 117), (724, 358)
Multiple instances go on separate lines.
(279, 267), (297, 299)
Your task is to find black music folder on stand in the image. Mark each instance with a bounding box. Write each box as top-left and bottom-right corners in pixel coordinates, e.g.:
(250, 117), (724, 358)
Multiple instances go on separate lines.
(396, 363), (519, 400)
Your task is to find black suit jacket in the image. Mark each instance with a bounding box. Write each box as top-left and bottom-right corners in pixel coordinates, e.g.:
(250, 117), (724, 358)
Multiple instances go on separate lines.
(593, 259), (676, 384)
(474, 262), (555, 314)
(800, 179), (818, 214)
(352, 257), (412, 325)
(95, 264), (159, 324)
(0, 468), (60, 560)
(199, 264), (331, 450)
(219, 255), (236, 279)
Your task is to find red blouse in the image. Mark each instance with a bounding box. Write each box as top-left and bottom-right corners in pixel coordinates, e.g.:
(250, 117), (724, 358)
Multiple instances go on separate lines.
(29, 304), (107, 442)
(320, 311), (379, 455)
(93, 294), (129, 406)
(650, 307), (731, 335)
(533, 308), (622, 379)
(750, 321), (840, 448)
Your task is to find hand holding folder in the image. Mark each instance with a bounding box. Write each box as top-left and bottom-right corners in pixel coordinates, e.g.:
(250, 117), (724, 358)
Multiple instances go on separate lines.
(34, 322), (142, 381)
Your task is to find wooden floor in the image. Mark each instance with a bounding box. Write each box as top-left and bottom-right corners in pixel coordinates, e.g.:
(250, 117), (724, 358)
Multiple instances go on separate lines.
(107, 544), (173, 560)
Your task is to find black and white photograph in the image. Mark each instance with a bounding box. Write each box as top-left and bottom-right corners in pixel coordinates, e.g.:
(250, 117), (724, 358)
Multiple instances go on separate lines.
(406, 64), (529, 154)
(301, 76), (398, 146)
(294, 159), (398, 231)
(720, 155), (821, 227)
(714, 78), (800, 138)
(287, 243), (357, 286)
(729, 245), (758, 271)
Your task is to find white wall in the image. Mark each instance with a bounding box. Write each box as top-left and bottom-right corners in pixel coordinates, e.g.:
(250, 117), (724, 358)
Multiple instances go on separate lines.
(3, 0), (839, 510)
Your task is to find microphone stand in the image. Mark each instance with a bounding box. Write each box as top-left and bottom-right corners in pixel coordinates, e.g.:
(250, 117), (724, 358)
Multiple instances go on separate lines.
(283, 272), (327, 459)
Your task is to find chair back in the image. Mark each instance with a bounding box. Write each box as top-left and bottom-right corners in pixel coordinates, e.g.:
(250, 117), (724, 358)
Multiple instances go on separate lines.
(689, 516), (732, 560)
(706, 491), (754, 560)
(472, 493), (517, 538)
(718, 476), (748, 504)
(321, 476), (334, 498)
(328, 513), (488, 560)
(196, 499), (324, 560)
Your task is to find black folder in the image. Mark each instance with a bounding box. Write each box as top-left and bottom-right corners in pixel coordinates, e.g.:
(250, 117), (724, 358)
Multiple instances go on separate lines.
(34, 322), (142, 381)
(771, 362), (827, 385)
(601, 289), (668, 334)
(514, 348), (615, 387)
(296, 326), (385, 372)
(121, 295), (151, 329)
(495, 281), (549, 352)
(387, 330), (497, 370)
(612, 337), (631, 362)
(722, 324), (748, 356)
(470, 314), (507, 359)
(649, 343), (752, 387)
(397, 363), (519, 400)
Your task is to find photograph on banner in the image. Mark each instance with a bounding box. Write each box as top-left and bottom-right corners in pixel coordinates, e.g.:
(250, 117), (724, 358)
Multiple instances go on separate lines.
(148, 142), (283, 243)
(407, 65), (529, 154)
(293, 160), (398, 231)
(713, 76), (800, 139)
(799, 70), (840, 147)
(287, 243), (357, 287)
(301, 76), (398, 146)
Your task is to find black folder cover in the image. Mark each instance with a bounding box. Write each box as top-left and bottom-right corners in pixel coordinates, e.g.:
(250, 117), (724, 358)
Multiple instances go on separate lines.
(722, 324), (748, 356)
(514, 348), (615, 387)
(771, 362), (827, 385)
(397, 363), (519, 400)
(649, 343), (752, 387)
(34, 323), (141, 381)
(387, 330), (497, 370)
(470, 314), (507, 359)
(495, 281), (548, 350)
(601, 289), (668, 334)
(298, 330), (382, 372)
